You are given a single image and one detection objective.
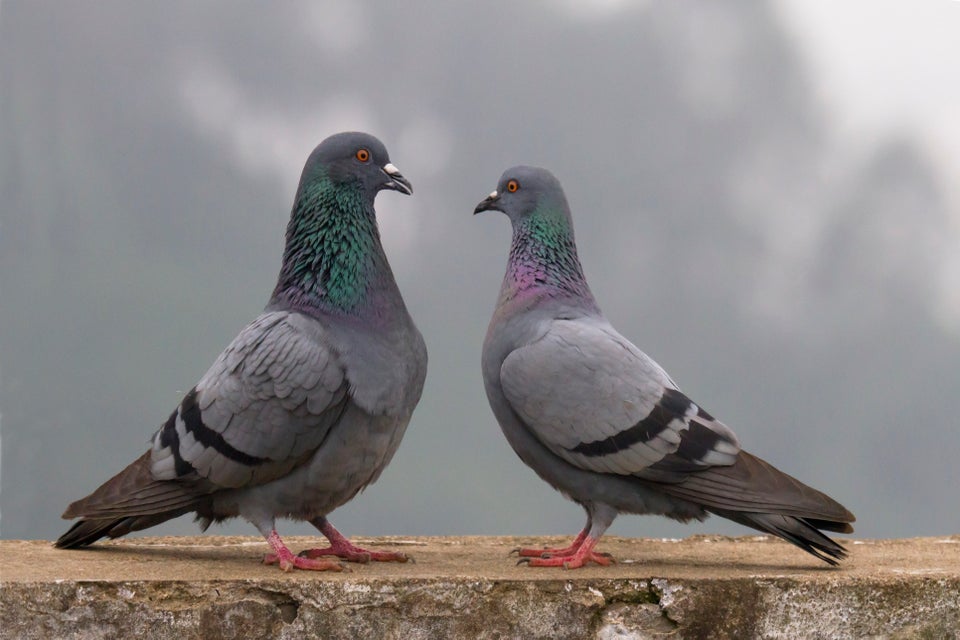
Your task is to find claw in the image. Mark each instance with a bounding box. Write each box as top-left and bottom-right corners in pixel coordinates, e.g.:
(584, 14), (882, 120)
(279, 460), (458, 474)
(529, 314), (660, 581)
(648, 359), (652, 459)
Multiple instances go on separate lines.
(515, 534), (614, 569)
(511, 530), (591, 560)
(262, 549), (345, 572)
(310, 520), (411, 564)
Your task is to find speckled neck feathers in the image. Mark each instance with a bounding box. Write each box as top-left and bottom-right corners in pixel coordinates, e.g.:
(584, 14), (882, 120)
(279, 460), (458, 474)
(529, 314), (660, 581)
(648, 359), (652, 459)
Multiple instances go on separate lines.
(498, 207), (599, 314)
(269, 174), (396, 317)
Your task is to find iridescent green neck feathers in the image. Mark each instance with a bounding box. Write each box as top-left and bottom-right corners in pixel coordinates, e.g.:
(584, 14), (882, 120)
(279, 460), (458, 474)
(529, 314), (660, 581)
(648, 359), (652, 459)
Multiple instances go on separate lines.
(271, 174), (387, 314)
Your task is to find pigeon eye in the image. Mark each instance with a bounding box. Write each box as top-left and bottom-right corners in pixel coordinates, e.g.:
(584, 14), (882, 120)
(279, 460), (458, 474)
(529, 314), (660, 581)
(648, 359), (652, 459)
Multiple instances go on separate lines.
(506, 179), (520, 193)
(355, 149), (370, 162)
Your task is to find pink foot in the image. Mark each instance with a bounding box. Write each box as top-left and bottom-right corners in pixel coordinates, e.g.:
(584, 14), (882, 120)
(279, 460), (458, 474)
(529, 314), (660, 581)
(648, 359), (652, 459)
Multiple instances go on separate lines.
(298, 545), (408, 564)
(262, 529), (344, 572)
(519, 536), (614, 569)
(513, 529), (589, 558)
(306, 519), (409, 563)
(523, 550), (614, 569)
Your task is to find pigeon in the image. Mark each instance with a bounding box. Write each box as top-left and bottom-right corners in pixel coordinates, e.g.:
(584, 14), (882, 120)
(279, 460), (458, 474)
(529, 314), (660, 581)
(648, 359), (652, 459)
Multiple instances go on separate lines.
(56, 132), (427, 572)
(475, 166), (854, 568)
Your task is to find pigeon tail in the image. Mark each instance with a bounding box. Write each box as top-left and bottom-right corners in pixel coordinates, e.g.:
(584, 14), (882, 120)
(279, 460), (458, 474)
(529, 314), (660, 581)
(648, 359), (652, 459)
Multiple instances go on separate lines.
(54, 509), (201, 549)
(56, 451), (211, 549)
(708, 509), (849, 565)
(654, 451), (855, 565)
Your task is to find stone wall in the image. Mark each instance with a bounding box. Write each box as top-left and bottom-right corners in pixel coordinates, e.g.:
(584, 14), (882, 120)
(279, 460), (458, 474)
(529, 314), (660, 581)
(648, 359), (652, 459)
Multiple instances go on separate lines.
(2, 536), (958, 639)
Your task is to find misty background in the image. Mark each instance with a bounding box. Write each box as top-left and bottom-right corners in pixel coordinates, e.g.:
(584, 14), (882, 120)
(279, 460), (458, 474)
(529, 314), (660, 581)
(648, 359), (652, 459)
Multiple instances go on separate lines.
(2, 1), (958, 544)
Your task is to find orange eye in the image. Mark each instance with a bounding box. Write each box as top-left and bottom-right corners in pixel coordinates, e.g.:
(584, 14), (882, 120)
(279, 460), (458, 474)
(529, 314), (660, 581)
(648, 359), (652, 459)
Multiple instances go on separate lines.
(355, 148), (370, 162)
(506, 179), (520, 193)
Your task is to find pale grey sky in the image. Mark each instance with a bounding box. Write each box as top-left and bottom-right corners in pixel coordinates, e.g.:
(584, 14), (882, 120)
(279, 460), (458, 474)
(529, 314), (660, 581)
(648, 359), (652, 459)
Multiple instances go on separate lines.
(776, 0), (960, 328)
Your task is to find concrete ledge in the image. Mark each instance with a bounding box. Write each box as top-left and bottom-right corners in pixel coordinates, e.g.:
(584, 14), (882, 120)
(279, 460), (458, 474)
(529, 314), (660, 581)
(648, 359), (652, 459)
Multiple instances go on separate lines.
(2, 535), (958, 639)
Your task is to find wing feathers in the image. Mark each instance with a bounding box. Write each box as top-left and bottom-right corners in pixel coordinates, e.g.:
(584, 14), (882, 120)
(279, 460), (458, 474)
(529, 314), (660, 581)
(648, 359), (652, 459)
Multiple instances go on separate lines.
(501, 319), (741, 478)
(60, 310), (355, 548)
(658, 451), (856, 524)
(60, 451), (208, 522)
(147, 311), (348, 488)
(569, 388), (694, 457)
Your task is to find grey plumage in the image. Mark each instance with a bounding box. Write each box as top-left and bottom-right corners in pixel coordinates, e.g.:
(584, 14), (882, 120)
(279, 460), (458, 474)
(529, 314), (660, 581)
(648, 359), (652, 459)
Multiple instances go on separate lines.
(57, 132), (427, 571)
(476, 166), (854, 568)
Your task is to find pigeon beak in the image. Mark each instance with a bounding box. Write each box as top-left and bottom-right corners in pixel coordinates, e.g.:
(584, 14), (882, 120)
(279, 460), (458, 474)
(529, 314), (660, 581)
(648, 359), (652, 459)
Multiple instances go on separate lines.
(381, 163), (413, 195)
(474, 190), (501, 214)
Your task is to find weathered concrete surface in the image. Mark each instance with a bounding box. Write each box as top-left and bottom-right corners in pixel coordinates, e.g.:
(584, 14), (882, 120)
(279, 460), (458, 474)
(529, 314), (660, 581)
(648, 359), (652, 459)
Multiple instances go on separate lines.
(1, 535), (958, 639)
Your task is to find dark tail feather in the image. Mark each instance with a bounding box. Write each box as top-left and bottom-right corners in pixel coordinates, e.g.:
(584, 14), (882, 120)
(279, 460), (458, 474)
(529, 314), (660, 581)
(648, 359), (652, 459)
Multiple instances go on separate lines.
(655, 451), (855, 565)
(802, 516), (854, 535)
(56, 450), (210, 549)
(56, 509), (197, 549)
(708, 509), (848, 566)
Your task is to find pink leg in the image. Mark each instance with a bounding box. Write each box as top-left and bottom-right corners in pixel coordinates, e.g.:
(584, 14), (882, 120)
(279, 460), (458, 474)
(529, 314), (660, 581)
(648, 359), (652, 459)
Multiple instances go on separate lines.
(298, 518), (409, 564)
(514, 527), (590, 558)
(520, 536), (615, 569)
(262, 529), (344, 572)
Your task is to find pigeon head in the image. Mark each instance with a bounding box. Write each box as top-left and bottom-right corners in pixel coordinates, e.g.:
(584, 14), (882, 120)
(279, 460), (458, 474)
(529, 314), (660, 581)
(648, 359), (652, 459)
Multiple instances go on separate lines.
(473, 165), (570, 225)
(476, 166), (596, 309)
(301, 131), (412, 198)
(272, 132), (411, 314)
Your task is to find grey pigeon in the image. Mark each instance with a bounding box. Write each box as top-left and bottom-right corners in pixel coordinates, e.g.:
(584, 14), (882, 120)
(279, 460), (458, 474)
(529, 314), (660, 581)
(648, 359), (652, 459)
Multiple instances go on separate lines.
(475, 166), (854, 568)
(57, 132), (427, 572)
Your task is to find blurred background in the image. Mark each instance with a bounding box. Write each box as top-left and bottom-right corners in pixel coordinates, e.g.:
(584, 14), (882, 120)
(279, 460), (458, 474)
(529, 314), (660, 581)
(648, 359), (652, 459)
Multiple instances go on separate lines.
(2, 1), (958, 543)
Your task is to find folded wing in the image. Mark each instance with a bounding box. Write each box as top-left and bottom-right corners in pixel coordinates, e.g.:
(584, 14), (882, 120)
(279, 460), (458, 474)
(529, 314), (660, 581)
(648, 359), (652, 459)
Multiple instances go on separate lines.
(500, 317), (740, 479)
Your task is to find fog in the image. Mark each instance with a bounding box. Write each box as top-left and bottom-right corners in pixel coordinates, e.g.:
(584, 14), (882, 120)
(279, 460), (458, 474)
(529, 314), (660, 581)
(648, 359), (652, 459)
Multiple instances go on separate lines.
(2, 1), (958, 543)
